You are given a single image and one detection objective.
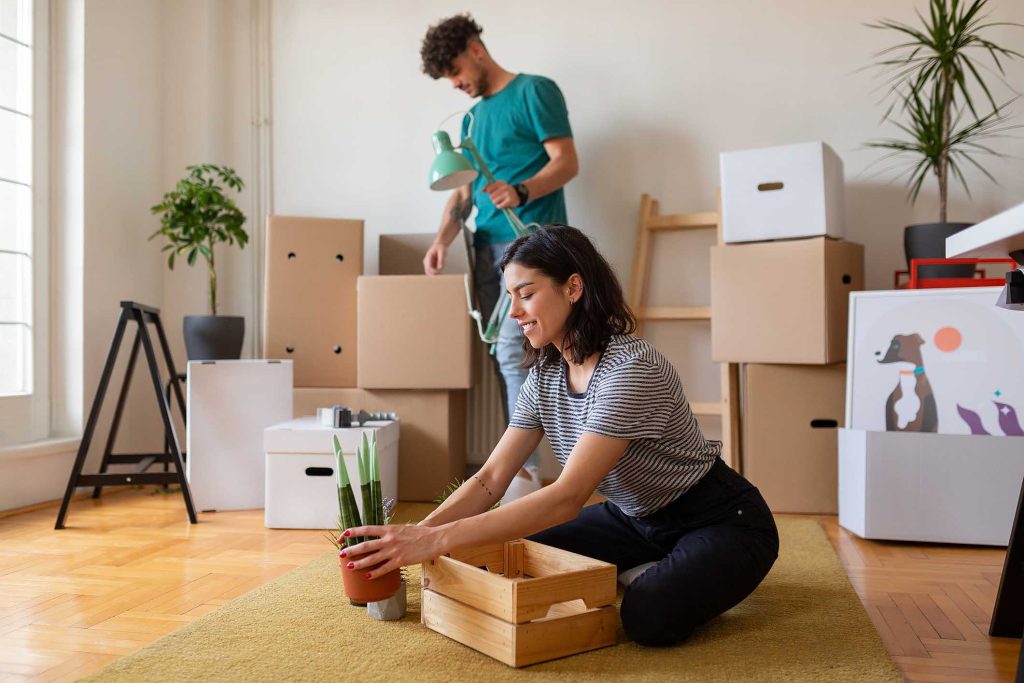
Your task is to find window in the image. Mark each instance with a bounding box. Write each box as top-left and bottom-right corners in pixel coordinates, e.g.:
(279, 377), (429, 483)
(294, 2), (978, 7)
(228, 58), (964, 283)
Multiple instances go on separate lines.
(0, 0), (48, 447)
(0, 0), (33, 396)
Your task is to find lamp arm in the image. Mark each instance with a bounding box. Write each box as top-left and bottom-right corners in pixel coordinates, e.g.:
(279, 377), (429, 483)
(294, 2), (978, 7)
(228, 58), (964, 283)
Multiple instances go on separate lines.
(460, 137), (530, 239)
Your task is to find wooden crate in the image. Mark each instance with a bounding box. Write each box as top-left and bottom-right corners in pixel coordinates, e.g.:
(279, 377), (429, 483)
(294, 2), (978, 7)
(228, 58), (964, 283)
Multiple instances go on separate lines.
(420, 539), (618, 667)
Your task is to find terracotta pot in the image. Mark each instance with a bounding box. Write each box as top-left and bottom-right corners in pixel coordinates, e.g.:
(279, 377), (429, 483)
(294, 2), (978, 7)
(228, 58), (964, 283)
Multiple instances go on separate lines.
(339, 552), (401, 604)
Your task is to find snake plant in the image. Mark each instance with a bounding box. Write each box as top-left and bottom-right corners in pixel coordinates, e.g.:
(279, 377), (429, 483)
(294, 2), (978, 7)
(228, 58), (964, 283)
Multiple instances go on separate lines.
(330, 432), (391, 550)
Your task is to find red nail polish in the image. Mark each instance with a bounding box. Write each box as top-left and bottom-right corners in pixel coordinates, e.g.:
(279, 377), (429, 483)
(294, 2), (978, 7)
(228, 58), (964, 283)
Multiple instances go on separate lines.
(339, 551), (347, 558)
(346, 562), (355, 569)
(365, 573), (372, 579)
(343, 530), (351, 537)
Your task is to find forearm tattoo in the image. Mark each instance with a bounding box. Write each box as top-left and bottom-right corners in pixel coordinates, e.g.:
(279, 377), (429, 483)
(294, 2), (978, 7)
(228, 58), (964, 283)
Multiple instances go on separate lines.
(449, 195), (472, 226)
(473, 475), (493, 498)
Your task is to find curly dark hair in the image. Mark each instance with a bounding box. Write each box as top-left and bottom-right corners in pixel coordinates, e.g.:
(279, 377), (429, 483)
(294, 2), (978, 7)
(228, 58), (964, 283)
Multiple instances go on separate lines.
(500, 225), (638, 368)
(420, 13), (484, 79)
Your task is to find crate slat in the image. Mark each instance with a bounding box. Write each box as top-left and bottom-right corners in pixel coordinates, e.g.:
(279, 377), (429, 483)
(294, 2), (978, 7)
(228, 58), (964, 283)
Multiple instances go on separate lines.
(422, 589), (618, 667)
(423, 555), (515, 622)
(513, 566), (618, 623)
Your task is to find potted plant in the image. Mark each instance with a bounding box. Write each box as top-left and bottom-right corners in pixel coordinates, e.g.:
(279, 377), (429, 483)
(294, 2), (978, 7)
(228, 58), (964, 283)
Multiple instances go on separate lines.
(331, 432), (402, 605)
(150, 164), (248, 359)
(866, 0), (1021, 279)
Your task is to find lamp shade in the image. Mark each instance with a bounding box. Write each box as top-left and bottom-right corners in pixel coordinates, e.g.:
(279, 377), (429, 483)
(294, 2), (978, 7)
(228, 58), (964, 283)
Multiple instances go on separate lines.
(429, 131), (478, 191)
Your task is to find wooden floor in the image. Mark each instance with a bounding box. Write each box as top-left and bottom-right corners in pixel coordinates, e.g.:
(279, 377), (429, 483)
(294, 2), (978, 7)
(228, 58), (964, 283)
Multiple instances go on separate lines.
(0, 489), (1018, 682)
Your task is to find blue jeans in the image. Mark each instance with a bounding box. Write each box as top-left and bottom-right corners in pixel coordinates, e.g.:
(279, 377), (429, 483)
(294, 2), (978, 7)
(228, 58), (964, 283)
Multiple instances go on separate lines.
(474, 241), (538, 469)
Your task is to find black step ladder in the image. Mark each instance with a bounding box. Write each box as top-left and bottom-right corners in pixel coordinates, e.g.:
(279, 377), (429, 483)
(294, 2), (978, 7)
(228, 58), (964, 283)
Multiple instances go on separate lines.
(55, 301), (196, 529)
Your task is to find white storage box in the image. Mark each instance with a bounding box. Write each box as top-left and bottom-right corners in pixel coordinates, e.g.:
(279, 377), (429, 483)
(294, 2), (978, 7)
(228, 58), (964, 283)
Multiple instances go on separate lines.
(847, 287), (1024, 435)
(839, 428), (1024, 545)
(264, 416), (399, 529)
(720, 141), (845, 244)
(186, 360), (293, 512)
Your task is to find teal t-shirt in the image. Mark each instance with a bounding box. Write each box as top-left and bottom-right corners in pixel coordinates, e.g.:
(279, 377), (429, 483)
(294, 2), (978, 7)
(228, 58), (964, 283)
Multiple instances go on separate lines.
(460, 74), (572, 246)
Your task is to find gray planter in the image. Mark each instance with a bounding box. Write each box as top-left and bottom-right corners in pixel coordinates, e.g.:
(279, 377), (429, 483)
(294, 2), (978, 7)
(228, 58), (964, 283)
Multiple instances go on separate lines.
(367, 579), (407, 621)
(904, 222), (975, 280)
(183, 315), (245, 361)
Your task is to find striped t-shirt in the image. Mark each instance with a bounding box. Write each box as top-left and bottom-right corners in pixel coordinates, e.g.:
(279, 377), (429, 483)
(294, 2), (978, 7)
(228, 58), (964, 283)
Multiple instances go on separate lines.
(509, 334), (721, 517)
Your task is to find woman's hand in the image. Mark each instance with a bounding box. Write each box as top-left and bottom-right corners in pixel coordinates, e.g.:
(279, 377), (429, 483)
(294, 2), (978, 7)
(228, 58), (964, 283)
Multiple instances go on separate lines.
(338, 524), (445, 579)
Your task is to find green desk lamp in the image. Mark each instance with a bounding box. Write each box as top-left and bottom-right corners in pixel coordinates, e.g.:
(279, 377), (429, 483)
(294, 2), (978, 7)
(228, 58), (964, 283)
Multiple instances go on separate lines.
(429, 113), (536, 347)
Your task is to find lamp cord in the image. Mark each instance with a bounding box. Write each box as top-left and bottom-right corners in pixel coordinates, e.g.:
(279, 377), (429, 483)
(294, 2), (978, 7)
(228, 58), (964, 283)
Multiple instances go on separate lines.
(436, 110), (474, 138)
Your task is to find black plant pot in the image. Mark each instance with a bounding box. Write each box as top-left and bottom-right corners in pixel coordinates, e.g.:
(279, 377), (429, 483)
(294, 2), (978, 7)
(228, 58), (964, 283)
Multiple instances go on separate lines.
(183, 316), (245, 361)
(904, 222), (975, 281)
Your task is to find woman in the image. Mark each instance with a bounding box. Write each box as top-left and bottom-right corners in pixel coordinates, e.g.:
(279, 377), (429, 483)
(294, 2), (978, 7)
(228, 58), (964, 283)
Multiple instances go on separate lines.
(342, 224), (779, 646)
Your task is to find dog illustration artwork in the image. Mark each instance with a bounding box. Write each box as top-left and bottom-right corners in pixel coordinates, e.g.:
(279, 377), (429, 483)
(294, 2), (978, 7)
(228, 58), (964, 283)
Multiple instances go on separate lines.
(876, 333), (939, 432)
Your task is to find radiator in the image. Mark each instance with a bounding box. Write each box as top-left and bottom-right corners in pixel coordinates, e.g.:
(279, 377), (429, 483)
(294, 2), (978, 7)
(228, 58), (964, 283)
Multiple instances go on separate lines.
(466, 340), (506, 465)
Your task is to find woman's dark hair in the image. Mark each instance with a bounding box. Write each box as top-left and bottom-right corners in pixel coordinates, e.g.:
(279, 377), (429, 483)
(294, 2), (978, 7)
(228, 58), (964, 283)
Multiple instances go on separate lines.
(499, 224), (637, 367)
(420, 14), (484, 79)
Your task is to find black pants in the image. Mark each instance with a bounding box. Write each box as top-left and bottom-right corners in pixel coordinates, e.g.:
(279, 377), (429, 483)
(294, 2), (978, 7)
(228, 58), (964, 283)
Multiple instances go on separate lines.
(528, 458), (779, 646)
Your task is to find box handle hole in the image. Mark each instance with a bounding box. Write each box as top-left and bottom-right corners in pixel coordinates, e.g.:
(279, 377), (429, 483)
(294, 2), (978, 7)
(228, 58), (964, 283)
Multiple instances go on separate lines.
(336, 254), (344, 262)
(333, 345), (342, 354)
(285, 346), (294, 353)
(305, 467), (334, 477)
(842, 274), (852, 284)
(287, 252), (296, 260)
(757, 182), (784, 192)
(810, 419), (838, 429)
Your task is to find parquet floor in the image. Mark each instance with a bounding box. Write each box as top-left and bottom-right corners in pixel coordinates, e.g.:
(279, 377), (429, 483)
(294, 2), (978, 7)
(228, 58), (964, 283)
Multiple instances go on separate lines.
(0, 488), (1018, 682)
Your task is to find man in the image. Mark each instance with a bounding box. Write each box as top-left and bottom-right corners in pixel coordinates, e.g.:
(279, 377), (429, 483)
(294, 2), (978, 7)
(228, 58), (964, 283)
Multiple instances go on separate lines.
(420, 14), (578, 501)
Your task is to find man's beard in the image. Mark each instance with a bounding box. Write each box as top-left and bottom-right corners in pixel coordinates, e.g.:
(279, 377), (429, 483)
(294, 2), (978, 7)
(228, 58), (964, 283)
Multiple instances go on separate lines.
(474, 72), (489, 97)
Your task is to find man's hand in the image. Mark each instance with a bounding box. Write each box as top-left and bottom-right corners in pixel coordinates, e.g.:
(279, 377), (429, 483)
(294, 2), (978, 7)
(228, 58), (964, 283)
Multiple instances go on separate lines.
(483, 180), (521, 210)
(423, 241), (448, 275)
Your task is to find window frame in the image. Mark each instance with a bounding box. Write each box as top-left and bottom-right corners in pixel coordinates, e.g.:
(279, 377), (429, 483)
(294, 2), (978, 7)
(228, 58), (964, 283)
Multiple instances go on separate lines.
(0, 0), (51, 448)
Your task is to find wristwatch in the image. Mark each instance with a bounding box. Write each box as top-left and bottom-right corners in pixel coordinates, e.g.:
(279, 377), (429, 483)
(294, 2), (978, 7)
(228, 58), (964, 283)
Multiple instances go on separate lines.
(514, 182), (530, 206)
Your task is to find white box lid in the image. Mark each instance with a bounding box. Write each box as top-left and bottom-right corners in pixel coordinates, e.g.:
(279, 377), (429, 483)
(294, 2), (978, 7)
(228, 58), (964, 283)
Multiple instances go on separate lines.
(264, 416), (399, 454)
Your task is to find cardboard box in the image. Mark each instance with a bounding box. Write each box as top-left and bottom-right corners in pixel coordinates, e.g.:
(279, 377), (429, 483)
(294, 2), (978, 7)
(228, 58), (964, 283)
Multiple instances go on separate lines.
(711, 237), (863, 363)
(839, 428), (1024, 545)
(742, 363), (845, 514)
(379, 232), (470, 276)
(720, 141), (845, 244)
(846, 287), (1024, 436)
(264, 417), (399, 529)
(186, 360), (293, 512)
(357, 274), (473, 389)
(264, 216), (363, 387)
(293, 387), (466, 502)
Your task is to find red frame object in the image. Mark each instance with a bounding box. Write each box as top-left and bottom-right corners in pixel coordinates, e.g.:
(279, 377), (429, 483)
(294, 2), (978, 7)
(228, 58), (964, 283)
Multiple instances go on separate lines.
(894, 257), (1018, 289)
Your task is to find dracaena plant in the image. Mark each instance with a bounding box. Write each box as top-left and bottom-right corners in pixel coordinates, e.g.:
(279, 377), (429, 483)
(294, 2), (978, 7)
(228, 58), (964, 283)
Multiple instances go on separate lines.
(866, 0), (1022, 222)
(150, 164), (248, 316)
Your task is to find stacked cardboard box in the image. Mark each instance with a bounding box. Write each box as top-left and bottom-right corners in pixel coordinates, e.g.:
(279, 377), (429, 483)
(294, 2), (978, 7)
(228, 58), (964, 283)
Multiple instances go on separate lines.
(264, 220), (472, 502)
(354, 233), (473, 500)
(712, 142), (864, 513)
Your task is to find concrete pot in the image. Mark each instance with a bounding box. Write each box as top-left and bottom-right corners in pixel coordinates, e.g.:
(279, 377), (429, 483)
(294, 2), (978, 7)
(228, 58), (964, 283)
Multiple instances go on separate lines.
(368, 579), (407, 620)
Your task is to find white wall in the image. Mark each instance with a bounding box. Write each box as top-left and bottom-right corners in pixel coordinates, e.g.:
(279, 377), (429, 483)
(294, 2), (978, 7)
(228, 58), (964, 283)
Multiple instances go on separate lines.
(159, 0), (256, 364)
(0, 0), (245, 511)
(270, 0), (1024, 288)
(80, 0), (167, 460)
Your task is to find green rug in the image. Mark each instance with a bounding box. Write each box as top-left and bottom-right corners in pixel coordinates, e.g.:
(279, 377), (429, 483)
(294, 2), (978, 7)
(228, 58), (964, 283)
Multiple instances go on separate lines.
(84, 515), (899, 682)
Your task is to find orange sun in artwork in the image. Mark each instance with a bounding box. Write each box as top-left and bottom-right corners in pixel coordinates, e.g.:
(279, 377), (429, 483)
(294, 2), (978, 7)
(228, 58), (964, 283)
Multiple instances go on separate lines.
(934, 326), (962, 352)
